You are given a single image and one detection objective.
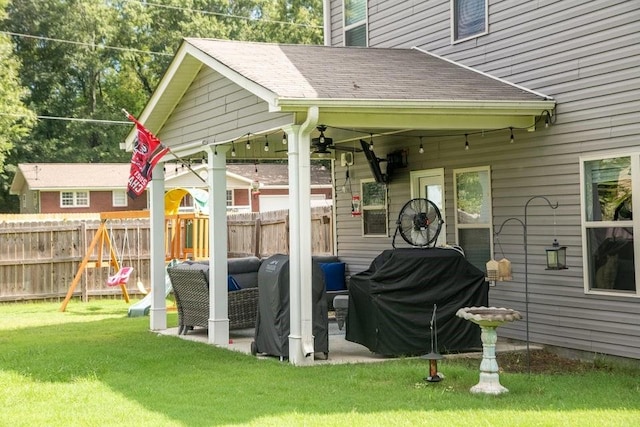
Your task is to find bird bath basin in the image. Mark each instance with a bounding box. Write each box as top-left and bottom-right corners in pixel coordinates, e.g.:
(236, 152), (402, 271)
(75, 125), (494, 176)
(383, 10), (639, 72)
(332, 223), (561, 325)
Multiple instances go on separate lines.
(457, 307), (522, 395)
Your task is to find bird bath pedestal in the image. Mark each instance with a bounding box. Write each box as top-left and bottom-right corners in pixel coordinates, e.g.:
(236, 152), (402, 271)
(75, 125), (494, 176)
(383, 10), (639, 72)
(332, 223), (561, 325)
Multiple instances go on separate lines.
(456, 307), (522, 395)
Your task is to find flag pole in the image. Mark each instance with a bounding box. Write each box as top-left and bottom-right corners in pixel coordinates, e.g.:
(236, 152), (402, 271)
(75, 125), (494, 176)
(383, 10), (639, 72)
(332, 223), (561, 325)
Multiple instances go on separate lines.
(123, 109), (207, 184)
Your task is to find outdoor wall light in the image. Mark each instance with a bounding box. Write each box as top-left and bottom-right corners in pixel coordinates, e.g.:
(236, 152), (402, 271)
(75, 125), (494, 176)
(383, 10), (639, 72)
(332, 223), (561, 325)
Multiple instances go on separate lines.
(545, 239), (568, 270)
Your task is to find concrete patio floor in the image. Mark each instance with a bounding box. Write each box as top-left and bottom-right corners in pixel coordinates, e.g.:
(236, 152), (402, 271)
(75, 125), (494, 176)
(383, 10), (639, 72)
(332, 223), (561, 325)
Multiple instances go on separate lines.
(157, 317), (540, 365)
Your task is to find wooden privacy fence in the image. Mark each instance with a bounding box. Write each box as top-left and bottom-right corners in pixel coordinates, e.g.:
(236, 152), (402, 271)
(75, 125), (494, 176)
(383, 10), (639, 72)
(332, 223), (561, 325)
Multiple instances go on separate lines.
(0, 206), (333, 303)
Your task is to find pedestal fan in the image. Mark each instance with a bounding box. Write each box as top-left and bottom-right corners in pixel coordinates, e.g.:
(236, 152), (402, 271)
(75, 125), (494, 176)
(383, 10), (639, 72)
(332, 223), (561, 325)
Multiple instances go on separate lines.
(392, 198), (444, 248)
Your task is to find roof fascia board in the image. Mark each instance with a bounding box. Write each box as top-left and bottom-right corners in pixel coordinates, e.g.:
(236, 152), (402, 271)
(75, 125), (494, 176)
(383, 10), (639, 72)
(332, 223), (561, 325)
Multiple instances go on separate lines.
(124, 42), (203, 149)
(412, 46), (555, 101)
(183, 42), (280, 108)
(275, 98), (556, 114)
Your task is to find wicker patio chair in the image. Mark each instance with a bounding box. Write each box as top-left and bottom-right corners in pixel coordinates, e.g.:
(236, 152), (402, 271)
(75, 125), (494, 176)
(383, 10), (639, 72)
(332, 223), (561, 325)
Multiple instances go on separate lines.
(167, 268), (259, 334)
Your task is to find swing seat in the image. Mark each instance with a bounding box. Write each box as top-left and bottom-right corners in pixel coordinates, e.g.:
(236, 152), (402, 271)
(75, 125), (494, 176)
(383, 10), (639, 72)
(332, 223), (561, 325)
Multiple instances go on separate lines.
(107, 266), (134, 287)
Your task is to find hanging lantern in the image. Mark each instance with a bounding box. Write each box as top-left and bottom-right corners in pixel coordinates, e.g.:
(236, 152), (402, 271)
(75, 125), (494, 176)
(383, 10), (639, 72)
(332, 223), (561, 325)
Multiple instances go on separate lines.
(485, 259), (499, 282)
(545, 239), (568, 270)
(498, 258), (512, 281)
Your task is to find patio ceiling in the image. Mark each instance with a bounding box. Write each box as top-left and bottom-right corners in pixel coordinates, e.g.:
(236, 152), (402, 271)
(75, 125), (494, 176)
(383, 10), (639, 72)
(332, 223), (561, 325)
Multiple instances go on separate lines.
(125, 38), (556, 157)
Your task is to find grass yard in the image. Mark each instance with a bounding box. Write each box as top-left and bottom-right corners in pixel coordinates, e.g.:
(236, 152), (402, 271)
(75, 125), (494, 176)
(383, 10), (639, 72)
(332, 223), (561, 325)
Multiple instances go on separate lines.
(1, 300), (639, 427)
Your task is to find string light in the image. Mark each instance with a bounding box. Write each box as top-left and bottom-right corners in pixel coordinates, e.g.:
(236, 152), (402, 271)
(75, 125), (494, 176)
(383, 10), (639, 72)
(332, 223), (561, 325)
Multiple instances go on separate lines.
(282, 132), (288, 145)
(510, 127), (514, 144)
(369, 134), (374, 150)
(264, 135), (270, 152)
(246, 138), (251, 150)
(231, 141), (236, 157)
(464, 134), (469, 151)
(419, 137), (424, 154)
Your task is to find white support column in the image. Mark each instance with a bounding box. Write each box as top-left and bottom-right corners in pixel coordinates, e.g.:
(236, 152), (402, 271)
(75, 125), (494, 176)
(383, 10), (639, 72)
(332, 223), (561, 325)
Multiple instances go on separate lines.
(149, 162), (167, 330)
(286, 106), (319, 365)
(207, 144), (230, 346)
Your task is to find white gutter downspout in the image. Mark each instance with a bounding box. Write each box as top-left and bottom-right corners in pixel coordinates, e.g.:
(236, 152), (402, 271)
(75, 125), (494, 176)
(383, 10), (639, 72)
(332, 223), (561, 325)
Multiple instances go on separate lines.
(286, 106), (319, 366)
(323, 0), (331, 46)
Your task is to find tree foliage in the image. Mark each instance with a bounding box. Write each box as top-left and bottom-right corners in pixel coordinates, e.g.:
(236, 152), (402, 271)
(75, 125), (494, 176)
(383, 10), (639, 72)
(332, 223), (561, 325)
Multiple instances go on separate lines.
(0, 0), (323, 212)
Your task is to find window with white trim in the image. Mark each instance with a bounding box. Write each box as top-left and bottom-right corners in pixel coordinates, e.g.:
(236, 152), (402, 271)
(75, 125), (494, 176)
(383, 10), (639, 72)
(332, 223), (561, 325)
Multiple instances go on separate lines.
(581, 154), (636, 294)
(226, 189), (233, 207)
(112, 190), (128, 207)
(454, 166), (492, 271)
(361, 179), (387, 236)
(60, 191), (89, 208)
(451, 0), (488, 43)
(344, 0), (367, 46)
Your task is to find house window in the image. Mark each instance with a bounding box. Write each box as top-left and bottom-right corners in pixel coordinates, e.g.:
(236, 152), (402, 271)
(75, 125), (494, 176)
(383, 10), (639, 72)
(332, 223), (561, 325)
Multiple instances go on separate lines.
(226, 190), (233, 206)
(112, 190), (128, 207)
(454, 166), (492, 271)
(60, 191), (89, 208)
(344, 0), (367, 46)
(581, 155), (636, 294)
(452, 0), (488, 42)
(361, 179), (387, 236)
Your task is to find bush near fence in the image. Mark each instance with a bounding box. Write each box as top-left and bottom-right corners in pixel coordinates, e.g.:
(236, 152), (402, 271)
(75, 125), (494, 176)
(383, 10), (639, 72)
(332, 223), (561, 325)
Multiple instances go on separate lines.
(0, 207), (333, 303)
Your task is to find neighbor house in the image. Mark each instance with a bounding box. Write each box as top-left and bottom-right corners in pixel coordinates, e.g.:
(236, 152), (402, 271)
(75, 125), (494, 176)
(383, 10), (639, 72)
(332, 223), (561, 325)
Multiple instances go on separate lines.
(9, 163), (147, 214)
(10, 162), (330, 214)
(165, 162), (332, 212)
(125, 0), (639, 363)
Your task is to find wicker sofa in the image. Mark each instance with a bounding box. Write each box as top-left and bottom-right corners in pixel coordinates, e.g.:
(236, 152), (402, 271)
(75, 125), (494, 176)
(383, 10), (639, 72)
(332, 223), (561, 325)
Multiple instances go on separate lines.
(167, 257), (261, 334)
(167, 255), (347, 335)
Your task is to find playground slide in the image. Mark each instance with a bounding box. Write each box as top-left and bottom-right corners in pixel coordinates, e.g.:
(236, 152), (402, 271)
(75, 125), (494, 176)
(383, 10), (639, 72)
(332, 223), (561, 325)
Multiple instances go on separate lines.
(128, 260), (178, 318)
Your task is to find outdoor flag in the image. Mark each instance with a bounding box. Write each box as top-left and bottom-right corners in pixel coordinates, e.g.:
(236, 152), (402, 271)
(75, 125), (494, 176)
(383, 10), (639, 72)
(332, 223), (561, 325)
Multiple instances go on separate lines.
(125, 112), (169, 199)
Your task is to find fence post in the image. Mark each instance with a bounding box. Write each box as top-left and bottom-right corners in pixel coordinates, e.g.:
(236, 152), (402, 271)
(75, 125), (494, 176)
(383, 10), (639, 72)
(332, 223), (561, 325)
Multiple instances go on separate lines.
(253, 218), (261, 258)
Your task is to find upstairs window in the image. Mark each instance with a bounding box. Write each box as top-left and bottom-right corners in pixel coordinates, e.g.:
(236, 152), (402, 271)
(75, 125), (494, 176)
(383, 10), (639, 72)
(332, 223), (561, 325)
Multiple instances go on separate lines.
(452, 0), (488, 42)
(344, 0), (367, 46)
(60, 191), (89, 208)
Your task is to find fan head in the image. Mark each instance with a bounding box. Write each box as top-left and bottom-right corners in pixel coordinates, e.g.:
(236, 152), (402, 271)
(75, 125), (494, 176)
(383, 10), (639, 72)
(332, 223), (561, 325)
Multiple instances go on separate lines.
(393, 198), (443, 248)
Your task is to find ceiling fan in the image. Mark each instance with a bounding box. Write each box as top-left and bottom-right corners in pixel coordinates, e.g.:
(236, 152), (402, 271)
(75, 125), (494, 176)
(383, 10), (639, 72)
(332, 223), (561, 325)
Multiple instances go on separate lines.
(312, 125), (361, 154)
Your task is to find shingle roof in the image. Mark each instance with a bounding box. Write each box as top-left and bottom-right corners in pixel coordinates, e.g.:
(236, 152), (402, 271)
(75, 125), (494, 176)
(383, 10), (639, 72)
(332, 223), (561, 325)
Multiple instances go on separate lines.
(226, 163), (331, 186)
(15, 163), (131, 190)
(185, 38), (550, 102)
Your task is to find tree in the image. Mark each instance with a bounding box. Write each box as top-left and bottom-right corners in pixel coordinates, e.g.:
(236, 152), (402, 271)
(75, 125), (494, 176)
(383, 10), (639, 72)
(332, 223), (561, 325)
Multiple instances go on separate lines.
(0, 0), (323, 212)
(0, 0), (35, 211)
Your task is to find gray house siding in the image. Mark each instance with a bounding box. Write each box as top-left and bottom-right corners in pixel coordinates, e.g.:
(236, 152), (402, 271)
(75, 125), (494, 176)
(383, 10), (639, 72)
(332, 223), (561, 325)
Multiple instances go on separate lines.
(329, 0), (640, 359)
(158, 66), (292, 151)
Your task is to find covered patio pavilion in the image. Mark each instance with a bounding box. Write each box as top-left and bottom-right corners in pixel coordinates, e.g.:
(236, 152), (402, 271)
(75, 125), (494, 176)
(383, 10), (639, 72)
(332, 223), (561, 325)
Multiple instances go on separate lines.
(125, 38), (555, 366)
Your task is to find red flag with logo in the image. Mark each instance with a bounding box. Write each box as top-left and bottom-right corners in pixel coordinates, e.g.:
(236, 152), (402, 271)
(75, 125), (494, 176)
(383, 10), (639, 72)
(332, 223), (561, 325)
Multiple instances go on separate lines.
(125, 113), (169, 199)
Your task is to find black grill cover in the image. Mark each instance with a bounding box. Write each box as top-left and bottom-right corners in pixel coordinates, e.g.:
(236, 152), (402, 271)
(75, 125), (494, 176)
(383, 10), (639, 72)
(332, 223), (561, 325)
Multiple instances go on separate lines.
(346, 248), (488, 356)
(254, 254), (328, 358)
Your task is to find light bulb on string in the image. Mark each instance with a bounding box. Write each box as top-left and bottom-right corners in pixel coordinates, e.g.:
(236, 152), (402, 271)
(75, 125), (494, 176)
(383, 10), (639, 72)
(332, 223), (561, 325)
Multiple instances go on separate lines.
(246, 138), (251, 150)
(369, 134), (374, 150)
(231, 141), (236, 157)
(464, 134), (469, 151)
(419, 137), (424, 154)
(214, 145), (218, 156)
(282, 132), (287, 145)
(264, 135), (270, 152)
(510, 127), (514, 144)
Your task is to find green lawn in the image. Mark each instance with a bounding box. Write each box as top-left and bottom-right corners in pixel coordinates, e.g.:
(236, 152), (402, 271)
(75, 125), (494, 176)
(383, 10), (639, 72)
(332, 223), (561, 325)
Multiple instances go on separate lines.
(1, 300), (639, 426)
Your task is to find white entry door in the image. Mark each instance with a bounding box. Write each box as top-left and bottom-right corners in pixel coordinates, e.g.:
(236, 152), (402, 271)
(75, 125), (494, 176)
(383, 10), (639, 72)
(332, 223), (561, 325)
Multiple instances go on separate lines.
(410, 168), (446, 247)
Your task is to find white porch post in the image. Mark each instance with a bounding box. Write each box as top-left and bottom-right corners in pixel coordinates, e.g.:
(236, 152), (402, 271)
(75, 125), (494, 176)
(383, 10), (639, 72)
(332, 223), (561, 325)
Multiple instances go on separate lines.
(208, 145), (230, 346)
(285, 106), (319, 365)
(149, 162), (167, 330)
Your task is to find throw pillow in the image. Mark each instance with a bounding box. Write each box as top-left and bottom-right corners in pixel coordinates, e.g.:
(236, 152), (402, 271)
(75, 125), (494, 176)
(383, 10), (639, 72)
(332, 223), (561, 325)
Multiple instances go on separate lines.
(227, 275), (242, 292)
(319, 262), (346, 291)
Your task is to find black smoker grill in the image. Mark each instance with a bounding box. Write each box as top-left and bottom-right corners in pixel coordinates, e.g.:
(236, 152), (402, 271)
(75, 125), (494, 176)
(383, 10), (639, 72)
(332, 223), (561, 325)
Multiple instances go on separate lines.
(251, 254), (329, 360)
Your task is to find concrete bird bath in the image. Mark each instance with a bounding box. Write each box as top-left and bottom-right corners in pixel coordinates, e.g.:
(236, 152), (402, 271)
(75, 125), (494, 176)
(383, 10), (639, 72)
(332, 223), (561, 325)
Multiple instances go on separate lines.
(456, 306), (522, 395)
